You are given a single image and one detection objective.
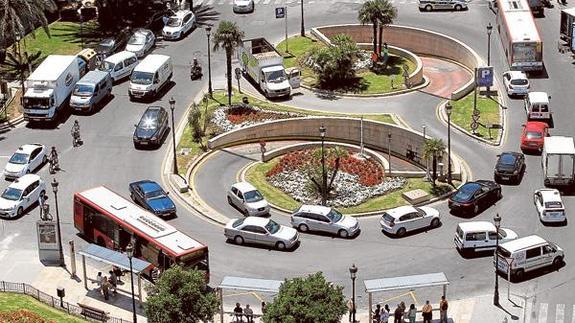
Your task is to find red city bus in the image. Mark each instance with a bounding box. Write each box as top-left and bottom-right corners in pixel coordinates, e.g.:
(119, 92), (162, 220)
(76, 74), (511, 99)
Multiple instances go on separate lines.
(74, 186), (209, 279)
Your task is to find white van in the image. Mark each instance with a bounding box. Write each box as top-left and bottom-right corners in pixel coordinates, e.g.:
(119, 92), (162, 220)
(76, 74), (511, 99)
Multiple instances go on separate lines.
(70, 70), (113, 113)
(496, 235), (564, 281)
(129, 54), (173, 101)
(525, 92), (551, 120)
(454, 221), (518, 254)
(99, 51), (138, 82)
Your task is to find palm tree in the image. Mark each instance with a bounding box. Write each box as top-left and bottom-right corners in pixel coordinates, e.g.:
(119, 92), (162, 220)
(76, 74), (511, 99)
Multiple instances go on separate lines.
(0, 46), (42, 95)
(212, 21), (244, 106)
(0, 0), (57, 49)
(358, 0), (380, 55)
(375, 0), (397, 55)
(422, 138), (446, 187)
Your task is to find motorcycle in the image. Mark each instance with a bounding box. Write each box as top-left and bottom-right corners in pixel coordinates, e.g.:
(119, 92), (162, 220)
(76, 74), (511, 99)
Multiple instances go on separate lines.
(72, 131), (82, 147)
(190, 63), (203, 80)
(48, 156), (59, 174)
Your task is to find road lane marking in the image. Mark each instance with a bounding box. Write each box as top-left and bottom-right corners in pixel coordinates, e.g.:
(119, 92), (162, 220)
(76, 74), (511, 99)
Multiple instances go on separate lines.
(556, 304), (565, 323)
(539, 303), (548, 323)
(571, 305), (575, 323)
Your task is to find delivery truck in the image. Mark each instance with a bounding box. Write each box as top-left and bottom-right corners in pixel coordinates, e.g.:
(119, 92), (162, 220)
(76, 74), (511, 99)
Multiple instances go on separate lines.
(238, 37), (300, 99)
(542, 136), (575, 186)
(560, 8), (575, 49)
(22, 55), (82, 122)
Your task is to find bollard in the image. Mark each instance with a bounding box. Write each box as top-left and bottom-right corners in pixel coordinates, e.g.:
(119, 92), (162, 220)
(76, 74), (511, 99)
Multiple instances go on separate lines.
(69, 240), (77, 279)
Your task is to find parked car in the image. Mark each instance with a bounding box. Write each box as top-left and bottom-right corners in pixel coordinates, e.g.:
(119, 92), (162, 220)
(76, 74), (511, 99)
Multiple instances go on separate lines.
(533, 189), (566, 224)
(520, 121), (549, 153)
(95, 30), (131, 58)
(233, 0), (255, 13)
(290, 205), (359, 238)
(503, 71), (529, 97)
(162, 10), (195, 40)
(125, 29), (155, 58)
(454, 221), (518, 254)
(227, 182), (270, 216)
(494, 151), (525, 183)
(133, 106), (169, 148)
(448, 180), (502, 214)
(224, 217), (299, 250)
(3, 144), (47, 180)
(380, 205), (441, 237)
(0, 174), (46, 218)
(418, 0), (467, 11)
(129, 180), (176, 217)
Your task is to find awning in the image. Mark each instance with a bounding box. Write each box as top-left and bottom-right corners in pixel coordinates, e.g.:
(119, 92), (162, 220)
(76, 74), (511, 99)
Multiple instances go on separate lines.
(218, 276), (283, 294)
(364, 272), (449, 293)
(78, 243), (152, 274)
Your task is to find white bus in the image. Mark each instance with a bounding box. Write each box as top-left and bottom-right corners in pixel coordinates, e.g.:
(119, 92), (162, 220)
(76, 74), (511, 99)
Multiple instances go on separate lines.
(496, 0), (543, 71)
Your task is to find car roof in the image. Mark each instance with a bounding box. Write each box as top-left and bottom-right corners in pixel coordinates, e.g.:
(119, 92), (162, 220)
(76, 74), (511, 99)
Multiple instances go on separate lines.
(538, 189), (562, 202)
(134, 55), (170, 73)
(16, 144), (43, 155)
(297, 204), (331, 216)
(500, 235), (548, 252)
(507, 70), (527, 79)
(171, 10), (193, 18)
(136, 180), (162, 194)
(457, 221), (495, 232)
(459, 182), (482, 192)
(527, 91), (549, 103)
(232, 181), (257, 192)
(105, 51), (137, 64)
(242, 216), (270, 226)
(10, 174), (42, 189)
(133, 28), (153, 36)
(524, 121), (548, 131)
(78, 71), (109, 84)
(385, 205), (418, 219)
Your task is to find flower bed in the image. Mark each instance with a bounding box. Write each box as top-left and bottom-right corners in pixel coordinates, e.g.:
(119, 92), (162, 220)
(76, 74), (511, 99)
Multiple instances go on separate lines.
(212, 103), (302, 132)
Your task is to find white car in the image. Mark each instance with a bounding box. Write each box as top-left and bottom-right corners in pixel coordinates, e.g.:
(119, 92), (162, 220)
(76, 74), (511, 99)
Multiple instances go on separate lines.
(227, 182), (270, 216)
(454, 221), (518, 253)
(503, 71), (529, 96)
(380, 205), (440, 237)
(3, 144), (47, 180)
(233, 0), (255, 13)
(418, 0), (467, 11)
(162, 10), (195, 40)
(534, 189), (566, 223)
(290, 205), (360, 238)
(224, 217), (299, 250)
(0, 174), (46, 218)
(125, 29), (155, 58)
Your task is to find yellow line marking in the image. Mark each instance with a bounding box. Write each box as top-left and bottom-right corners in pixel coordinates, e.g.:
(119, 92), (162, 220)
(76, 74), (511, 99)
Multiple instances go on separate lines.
(381, 291), (416, 303)
(223, 291), (264, 302)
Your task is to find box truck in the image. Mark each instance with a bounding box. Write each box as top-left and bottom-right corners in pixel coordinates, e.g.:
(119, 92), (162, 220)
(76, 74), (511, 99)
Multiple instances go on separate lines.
(542, 136), (575, 186)
(22, 55), (82, 122)
(560, 8), (575, 49)
(238, 37), (300, 99)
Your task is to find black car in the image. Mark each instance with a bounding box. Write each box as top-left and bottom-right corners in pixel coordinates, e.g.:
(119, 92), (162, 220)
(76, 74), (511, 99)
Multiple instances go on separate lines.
(96, 30), (131, 58)
(129, 180), (176, 217)
(494, 152), (525, 183)
(133, 106), (169, 148)
(448, 180), (502, 214)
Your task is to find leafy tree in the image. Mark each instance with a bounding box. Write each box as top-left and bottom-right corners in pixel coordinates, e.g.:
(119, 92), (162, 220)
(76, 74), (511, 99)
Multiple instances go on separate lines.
(0, 45), (42, 94)
(0, 0), (57, 49)
(311, 34), (358, 86)
(263, 272), (347, 323)
(422, 138), (446, 187)
(212, 20), (244, 106)
(188, 103), (203, 142)
(145, 266), (219, 323)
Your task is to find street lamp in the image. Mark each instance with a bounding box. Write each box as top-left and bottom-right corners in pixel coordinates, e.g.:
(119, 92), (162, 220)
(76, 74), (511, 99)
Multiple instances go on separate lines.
(51, 178), (65, 268)
(319, 125), (327, 206)
(493, 213), (501, 306)
(300, 0), (305, 37)
(125, 243), (138, 323)
(487, 23), (493, 66)
(205, 26), (213, 97)
(349, 264), (358, 323)
(445, 102), (453, 184)
(169, 97), (178, 175)
(387, 132), (392, 173)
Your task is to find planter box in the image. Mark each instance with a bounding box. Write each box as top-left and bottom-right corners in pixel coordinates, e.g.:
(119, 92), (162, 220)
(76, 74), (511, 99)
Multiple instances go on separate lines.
(402, 189), (430, 204)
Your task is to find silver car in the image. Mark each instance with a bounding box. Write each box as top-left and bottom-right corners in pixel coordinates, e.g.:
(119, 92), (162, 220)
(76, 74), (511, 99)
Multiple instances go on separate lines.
(227, 182), (270, 216)
(418, 0), (467, 11)
(224, 217), (299, 250)
(291, 205), (360, 238)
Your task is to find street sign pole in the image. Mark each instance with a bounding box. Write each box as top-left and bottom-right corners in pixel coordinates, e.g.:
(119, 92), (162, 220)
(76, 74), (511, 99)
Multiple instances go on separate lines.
(285, 7), (289, 53)
(473, 68), (478, 134)
(276, 7), (288, 53)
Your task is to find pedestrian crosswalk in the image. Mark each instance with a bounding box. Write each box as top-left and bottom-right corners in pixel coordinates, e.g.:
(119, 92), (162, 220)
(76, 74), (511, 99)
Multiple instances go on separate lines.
(525, 303), (575, 323)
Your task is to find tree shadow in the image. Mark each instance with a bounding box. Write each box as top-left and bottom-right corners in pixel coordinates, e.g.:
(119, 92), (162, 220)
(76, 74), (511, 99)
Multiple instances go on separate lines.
(316, 76), (369, 94)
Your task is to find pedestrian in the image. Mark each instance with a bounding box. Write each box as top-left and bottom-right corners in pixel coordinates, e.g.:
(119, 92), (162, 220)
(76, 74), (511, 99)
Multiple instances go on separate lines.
(244, 304), (254, 323)
(233, 303), (243, 323)
(261, 301), (267, 315)
(408, 304), (417, 323)
(393, 304), (403, 323)
(374, 304), (381, 323)
(94, 272), (103, 292)
(113, 266), (123, 283)
(400, 301), (406, 318)
(422, 300), (433, 323)
(439, 296), (449, 323)
(102, 276), (110, 301)
(379, 304), (390, 323)
(347, 297), (356, 323)
(108, 270), (118, 294)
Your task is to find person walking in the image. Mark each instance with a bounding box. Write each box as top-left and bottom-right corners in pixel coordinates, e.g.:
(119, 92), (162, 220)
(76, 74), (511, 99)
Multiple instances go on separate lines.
(108, 270), (118, 294)
(347, 297), (356, 323)
(101, 276), (110, 301)
(407, 304), (417, 323)
(439, 296), (449, 323)
(95, 272), (103, 293)
(373, 304), (381, 323)
(261, 301), (267, 315)
(422, 300), (433, 323)
(244, 304), (254, 323)
(233, 303), (243, 323)
(379, 304), (390, 323)
(393, 304), (403, 323)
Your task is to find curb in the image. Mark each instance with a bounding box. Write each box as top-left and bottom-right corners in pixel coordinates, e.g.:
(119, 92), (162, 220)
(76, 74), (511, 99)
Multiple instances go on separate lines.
(299, 76), (430, 99)
(0, 115), (25, 132)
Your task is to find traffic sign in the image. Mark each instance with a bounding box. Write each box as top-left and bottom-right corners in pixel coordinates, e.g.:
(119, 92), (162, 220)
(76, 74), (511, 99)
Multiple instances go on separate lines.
(476, 67), (494, 87)
(275, 7), (286, 19)
(234, 67), (242, 80)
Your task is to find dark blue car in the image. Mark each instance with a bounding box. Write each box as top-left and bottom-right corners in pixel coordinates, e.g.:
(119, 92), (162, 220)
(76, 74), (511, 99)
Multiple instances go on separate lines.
(129, 180), (176, 217)
(448, 180), (501, 215)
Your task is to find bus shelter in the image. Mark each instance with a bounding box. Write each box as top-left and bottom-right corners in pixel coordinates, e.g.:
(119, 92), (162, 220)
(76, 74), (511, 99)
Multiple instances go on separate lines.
(217, 276), (283, 323)
(364, 272), (449, 322)
(78, 243), (152, 304)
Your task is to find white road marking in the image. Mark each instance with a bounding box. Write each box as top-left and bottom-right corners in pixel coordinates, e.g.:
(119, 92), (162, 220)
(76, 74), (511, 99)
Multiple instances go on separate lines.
(556, 304), (565, 323)
(0, 155), (11, 158)
(539, 303), (548, 323)
(525, 298), (533, 323)
(571, 305), (575, 323)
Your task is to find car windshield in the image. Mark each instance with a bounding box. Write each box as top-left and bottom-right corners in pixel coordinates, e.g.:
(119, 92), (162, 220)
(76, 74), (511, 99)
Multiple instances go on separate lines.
(266, 70), (287, 83)
(145, 189), (165, 199)
(22, 97), (50, 108)
(499, 154), (517, 165)
(131, 71), (154, 85)
(233, 218), (244, 228)
(545, 201), (563, 209)
(326, 209), (343, 222)
(1, 187), (22, 201)
(138, 112), (158, 129)
(128, 34), (146, 45)
(414, 207), (427, 216)
(264, 219), (281, 234)
(9, 152), (29, 165)
(167, 17), (182, 27)
(99, 61), (115, 72)
(73, 84), (94, 96)
(510, 79), (528, 86)
(382, 213), (395, 223)
(526, 131), (542, 139)
(497, 246), (511, 258)
(453, 183), (480, 202)
(244, 190), (263, 203)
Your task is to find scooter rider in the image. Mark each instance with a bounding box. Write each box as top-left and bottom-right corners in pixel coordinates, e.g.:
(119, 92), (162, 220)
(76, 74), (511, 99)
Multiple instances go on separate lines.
(191, 56), (202, 79)
(71, 120), (81, 147)
(49, 146), (59, 171)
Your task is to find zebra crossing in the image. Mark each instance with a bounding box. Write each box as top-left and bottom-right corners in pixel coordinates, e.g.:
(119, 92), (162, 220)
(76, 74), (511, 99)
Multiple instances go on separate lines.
(525, 302), (575, 323)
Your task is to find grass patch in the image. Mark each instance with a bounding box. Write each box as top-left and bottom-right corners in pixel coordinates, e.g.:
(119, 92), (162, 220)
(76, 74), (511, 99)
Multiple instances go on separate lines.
(0, 292), (87, 323)
(276, 36), (416, 95)
(245, 159), (456, 214)
(450, 92), (501, 140)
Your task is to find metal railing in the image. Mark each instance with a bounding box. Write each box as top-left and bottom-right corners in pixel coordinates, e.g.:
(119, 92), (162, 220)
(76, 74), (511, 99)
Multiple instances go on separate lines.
(0, 281), (129, 323)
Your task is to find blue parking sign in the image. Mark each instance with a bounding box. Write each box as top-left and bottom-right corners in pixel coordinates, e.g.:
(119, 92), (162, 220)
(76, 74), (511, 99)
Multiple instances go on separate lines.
(275, 7), (286, 19)
(476, 67), (493, 87)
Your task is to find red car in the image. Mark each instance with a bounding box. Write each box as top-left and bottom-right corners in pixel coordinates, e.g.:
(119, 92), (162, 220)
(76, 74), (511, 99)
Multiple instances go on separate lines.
(520, 121), (549, 153)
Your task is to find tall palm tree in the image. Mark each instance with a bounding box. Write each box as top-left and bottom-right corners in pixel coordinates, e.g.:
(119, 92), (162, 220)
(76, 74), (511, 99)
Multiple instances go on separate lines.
(0, 46), (42, 94)
(422, 138), (446, 187)
(0, 0), (57, 49)
(375, 0), (397, 55)
(212, 20), (244, 106)
(358, 0), (379, 55)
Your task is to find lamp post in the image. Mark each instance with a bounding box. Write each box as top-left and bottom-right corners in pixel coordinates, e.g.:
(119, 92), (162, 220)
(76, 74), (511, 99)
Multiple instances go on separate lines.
(125, 243), (138, 323)
(493, 213), (501, 306)
(205, 26), (213, 97)
(319, 125), (327, 206)
(487, 23), (493, 66)
(387, 132), (392, 173)
(300, 0), (305, 37)
(423, 125), (430, 181)
(51, 178), (65, 268)
(349, 264), (358, 323)
(446, 102), (453, 184)
(169, 97), (178, 175)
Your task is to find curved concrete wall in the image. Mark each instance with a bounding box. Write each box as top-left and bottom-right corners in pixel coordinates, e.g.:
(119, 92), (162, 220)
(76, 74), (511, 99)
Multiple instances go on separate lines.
(312, 24), (482, 100)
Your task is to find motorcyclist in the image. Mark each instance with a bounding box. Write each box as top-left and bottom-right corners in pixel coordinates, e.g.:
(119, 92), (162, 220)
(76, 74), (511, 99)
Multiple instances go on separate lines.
(49, 146), (59, 171)
(191, 57), (202, 78)
(71, 120), (81, 146)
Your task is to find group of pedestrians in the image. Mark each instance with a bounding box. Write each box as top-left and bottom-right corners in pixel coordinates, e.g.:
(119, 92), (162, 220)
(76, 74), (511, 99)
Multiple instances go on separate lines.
(94, 269), (121, 301)
(367, 296), (449, 323)
(232, 302), (266, 323)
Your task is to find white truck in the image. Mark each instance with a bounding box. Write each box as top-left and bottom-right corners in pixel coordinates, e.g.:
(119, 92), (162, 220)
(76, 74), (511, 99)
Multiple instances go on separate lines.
(238, 37), (300, 99)
(542, 136), (575, 186)
(22, 55), (82, 122)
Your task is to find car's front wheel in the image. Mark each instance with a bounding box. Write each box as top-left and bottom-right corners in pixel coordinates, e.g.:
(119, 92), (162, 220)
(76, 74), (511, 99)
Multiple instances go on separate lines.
(396, 227), (407, 237)
(553, 256), (563, 269)
(227, 196), (233, 205)
(425, 4), (433, 11)
(16, 207), (23, 218)
(298, 224), (309, 232)
(234, 236), (244, 245)
(431, 218), (440, 228)
(276, 241), (286, 250)
(454, 4), (463, 10)
(338, 229), (349, 238)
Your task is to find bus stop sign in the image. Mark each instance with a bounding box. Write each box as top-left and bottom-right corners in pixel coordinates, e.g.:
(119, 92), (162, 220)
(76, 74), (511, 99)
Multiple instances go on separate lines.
(275, 7), (285, 19)
(476, 67), (494, 87)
